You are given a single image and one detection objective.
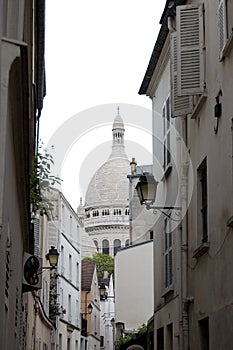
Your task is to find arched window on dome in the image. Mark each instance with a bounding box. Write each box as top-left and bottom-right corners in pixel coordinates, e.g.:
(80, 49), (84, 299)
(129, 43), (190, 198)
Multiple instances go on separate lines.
(102, 239), (109, 255)
(125, 239), (129, 247)
(93, 210), (99, 217)
(114, 239), (121, 256)
(114, 209), (121, 216)
(93, 240), (99, 251)
(102, 209), (110, 216)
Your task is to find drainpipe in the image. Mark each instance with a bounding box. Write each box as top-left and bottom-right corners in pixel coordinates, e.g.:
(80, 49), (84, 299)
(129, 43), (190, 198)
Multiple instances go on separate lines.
(180, 116), (189, 350)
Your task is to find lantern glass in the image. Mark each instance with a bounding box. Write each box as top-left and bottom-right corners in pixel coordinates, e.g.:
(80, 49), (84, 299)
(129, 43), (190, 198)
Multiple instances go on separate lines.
(136, 173), (157, 205)
(87, 303), (93, 314)
(99, 283), (106, 298)
(48, 246), (59, 267)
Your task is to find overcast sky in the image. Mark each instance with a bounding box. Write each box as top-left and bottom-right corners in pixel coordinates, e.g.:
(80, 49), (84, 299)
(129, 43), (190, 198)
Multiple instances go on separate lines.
(40, 0), (167, 209)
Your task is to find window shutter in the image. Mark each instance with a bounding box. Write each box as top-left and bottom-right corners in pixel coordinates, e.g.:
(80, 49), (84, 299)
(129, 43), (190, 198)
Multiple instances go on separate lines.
(177, 4), (205, 95)
(218, 0), (227, 59)
(47, 221), (58, 251)
(171, 32), (193, 117)
(33, 217), (41, 256)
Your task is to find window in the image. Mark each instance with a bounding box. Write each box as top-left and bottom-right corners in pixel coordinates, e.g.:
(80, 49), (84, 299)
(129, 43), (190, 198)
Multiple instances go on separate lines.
(164, 218), (173, 289)
(199, 317), (209, 350)
(100, 336), (104, 347)
(94, 240), (99, 251)
(163, 97), (171, 170)
(125, 208), (129, 215)
(102, 209), (110, 216)
(59, 334), (62, 350)
(76, 300), (79, 325)
(76, 262), (80, 286)
(60, 288), (64, 311)
(102, 239), (109, 255)
(167, 324), (173, 350)
(197, 158), (208, 243)
(114, 239), (121, 256)
(93, 210), (99, 217)
(157, 327), (164, 350)
(43, 280), (49, 314)
(114, 209), (121, 215)
(61, 246), (64, 274)
(69, 254), (72, 281)
(125, 239), (129, 247)
(69, 215), (73, 234)
(68, 295), (72, 322)
(150, 230), (154, 240)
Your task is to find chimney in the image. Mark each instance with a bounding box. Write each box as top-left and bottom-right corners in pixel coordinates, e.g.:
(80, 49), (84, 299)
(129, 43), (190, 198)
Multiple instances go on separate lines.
(130, 157), (137, 174)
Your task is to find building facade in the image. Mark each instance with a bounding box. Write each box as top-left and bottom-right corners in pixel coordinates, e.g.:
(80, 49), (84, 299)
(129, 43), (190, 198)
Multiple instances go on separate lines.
(81, 260), (101, 350)
(139, 0), (233, 349)
(0, 0), (46, 349)
(46, 188), (83, 349)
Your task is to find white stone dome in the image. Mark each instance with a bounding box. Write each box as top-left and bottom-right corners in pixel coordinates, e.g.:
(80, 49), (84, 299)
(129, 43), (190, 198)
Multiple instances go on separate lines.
(85, 109), (130, 208)
(85, 157), (130, 208)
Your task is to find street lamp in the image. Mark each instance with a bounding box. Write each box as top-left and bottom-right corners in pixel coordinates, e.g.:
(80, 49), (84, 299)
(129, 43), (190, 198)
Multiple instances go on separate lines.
(135, 173), (158, 206)
(135, 173), (181, 220)
(46, 246), (59, 268)
(99, 283), (107, 299)
(81, 302), (93, 316)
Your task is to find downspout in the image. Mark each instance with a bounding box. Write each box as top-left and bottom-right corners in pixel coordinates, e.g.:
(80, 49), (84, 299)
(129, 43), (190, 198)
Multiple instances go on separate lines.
(180, 116), (189, 350)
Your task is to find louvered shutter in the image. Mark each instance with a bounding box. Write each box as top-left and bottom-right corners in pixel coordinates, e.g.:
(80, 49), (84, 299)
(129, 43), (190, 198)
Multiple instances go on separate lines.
(171, 32), (193, 117)
(177, 4), (205, 96)
(33, 217), (41, 256)
(47, 221), (58, 251)
(218, 0), (227, 59)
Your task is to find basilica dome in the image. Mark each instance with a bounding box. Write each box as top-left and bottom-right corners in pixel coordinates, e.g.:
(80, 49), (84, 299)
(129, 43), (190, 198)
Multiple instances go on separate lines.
(83, 109), (130, 257)
(85, 109), (130, 209)
(85, 157), (130, 208)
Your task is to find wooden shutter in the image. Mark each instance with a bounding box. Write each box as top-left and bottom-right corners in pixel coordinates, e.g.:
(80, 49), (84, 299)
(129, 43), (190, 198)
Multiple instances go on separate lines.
(218, 0), (228, 59)
(47, 221), (58, 251)
(171, 32), (193, 117)
(33, 217), (41, 256)
(177, 4), (205, 96)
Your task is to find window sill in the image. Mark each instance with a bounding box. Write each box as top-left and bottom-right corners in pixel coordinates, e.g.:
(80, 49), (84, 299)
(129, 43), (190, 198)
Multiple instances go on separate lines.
(161, 286), (174, 300)
(162, 163), (172, 180)
(227, 215), (233, 228)
(190, 93), (207, 119)
(220, 30), (233, 61)
(192, 242), (209, 259)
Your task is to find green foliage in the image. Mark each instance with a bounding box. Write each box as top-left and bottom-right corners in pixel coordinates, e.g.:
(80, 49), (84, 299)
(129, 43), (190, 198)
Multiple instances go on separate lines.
(138, 323), (147, 334)
(83, 252), (114, 277)
(30, 147), (62, 215)
(116, 334), (133, 348)
(116, 324), (147, 349)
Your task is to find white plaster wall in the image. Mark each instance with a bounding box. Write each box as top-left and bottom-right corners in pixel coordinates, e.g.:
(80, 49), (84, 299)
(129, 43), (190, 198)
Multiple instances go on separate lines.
(115, 241), (153, 330)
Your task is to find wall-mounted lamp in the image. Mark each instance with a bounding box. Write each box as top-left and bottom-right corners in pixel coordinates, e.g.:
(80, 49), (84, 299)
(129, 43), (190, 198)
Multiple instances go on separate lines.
(37, 246), (59, 274)
(46, 246), (59, 267)
(81, 303), (93, 315)
(99, 283), (114, 300)
(135, 173), (181, 221)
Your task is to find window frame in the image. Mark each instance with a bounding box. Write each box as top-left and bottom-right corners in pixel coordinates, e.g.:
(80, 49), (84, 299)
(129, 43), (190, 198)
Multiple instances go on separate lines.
(164, 218), (173, 289)
(163, 96), (172, 171)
